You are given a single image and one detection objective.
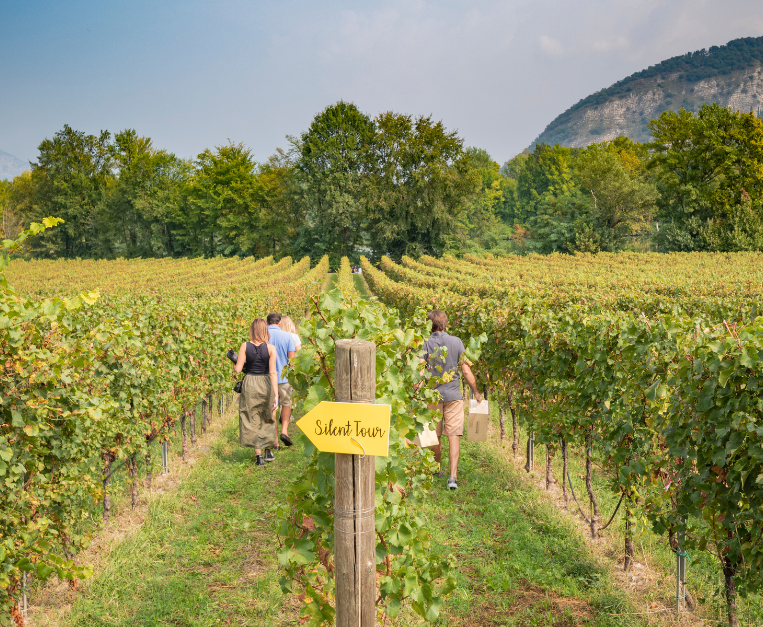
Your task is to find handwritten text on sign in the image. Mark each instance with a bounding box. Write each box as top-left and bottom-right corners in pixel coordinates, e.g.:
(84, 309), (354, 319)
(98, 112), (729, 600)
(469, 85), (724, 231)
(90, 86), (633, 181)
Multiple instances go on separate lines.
(296, 401), (391, 456)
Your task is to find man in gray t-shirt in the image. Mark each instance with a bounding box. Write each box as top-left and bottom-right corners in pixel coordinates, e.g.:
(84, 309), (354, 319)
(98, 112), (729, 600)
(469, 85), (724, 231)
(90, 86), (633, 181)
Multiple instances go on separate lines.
(422, 310), (482, 490)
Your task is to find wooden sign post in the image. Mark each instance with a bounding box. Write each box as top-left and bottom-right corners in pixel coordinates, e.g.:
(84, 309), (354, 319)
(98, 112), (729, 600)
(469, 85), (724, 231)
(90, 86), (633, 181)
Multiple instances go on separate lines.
(334, 339), (376, 627)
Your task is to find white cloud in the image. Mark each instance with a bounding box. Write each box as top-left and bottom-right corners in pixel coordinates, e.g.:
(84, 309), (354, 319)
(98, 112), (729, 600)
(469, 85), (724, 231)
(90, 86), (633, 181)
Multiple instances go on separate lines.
(591, 36), (630, 53)
(539, 34), (564, 57)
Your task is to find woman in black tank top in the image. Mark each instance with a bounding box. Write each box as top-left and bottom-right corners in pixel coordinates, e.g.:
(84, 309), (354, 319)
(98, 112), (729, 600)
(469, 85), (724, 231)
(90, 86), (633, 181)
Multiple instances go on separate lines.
(233, 318), (279, 465)
(243, 341), (270, 375)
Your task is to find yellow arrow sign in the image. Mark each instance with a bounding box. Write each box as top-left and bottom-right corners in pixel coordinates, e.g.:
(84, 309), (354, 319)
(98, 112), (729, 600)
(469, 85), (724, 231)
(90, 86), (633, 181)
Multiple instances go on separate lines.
(296, 401), (391, 457)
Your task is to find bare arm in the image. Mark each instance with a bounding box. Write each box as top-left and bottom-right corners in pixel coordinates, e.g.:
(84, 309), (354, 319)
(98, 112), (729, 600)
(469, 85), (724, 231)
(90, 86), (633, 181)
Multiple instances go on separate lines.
(461, 362), (483, 403)
(288, 350), (295, 359)
(269, 345), (279, 411)
(234, 343), (247, 374)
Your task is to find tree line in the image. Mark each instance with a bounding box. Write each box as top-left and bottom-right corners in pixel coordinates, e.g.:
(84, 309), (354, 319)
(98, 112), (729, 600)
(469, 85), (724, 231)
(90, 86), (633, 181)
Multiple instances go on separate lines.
(504, 102), (763, 253)
(2, 101), (762, 264)
(0, 103), (489, 268)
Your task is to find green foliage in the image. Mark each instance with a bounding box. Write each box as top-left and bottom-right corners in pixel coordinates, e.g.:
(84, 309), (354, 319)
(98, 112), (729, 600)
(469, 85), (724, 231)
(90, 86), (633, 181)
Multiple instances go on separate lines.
(276, 287), (481, 624)
(576, 143), (658, 250)
(505, 140), (659, 254)
(703, 190), (763, 251)
(185, 141), (261, 256)
(8, 103), (483, 265)
(444, 148), (513, 256)
(292, 104), (481, 266)
(292, 101), (375, 269)
(8, 130), (301, 261)
(364, 248), (763, 626)
(103, 129), (187, 257)
(25, 124), (113, 257)
(365, 114), (479, 261)
(0, 224), (328, 622)
(0, 218), (103, 621)
(517, 144), (580, 216)
(649, 103), (763, 252)
(526, 190), (588, 254)
(650, 316), (763, 598)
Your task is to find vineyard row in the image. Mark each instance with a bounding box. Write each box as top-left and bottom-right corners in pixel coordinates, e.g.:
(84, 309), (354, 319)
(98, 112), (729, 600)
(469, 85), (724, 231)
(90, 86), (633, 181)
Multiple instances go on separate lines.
(0, 220), (328, 624)
(362, 252), (763, 627)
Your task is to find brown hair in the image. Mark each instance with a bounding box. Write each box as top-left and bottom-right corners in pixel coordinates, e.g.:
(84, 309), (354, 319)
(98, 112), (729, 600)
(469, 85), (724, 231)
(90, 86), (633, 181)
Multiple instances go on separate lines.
(280, 315), (297, 334)
(427, 310), (447, 332)
(249, 318), (270, 344)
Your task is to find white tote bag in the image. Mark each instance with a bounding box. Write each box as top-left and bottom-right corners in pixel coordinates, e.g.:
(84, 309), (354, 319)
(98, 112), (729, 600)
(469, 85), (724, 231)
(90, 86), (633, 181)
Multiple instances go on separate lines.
(414, 421), (440, 448)
(467, 399), (490, 442)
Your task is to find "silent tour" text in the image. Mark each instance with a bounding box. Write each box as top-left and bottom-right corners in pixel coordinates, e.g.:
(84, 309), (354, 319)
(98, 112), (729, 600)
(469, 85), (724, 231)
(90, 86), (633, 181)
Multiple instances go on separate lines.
(314, 419), (386, 439)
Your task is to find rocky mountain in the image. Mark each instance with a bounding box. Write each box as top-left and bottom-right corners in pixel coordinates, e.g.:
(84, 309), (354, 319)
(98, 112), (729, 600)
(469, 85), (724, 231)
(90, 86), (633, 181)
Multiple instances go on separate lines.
(533, 36), (763, 148)
(0, 150), (29, 181)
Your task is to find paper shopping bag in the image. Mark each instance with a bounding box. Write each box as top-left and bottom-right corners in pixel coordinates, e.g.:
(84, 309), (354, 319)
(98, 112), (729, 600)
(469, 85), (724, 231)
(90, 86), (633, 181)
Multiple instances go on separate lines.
(414, 421), (440, 448)
(467, 399), (489, 442)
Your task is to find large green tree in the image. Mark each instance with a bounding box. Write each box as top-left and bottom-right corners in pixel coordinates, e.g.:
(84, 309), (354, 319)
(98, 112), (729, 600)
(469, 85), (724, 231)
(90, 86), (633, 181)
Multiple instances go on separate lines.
(184, 142), (261, 257)
(293, 101), (375, 268)
(519, 144), (587, 253)
(253, 149), (304, 259)
(26, 125), (112, 257)
(575, 142), (658, 251)
(103, 129), (185, 257)
(365, 113), (479, 260)
(649, 103), (763, 251)
(447, 147), (512, 255)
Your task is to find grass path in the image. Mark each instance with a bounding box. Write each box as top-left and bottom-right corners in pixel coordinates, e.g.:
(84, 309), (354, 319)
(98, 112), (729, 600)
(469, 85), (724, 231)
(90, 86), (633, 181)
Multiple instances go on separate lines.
(40, 414), (304, 627)
(401, 435), (633, 627)
(323, 272), (338, 292)
(40, 407), (642, 627)
(352, 273), (373, 300)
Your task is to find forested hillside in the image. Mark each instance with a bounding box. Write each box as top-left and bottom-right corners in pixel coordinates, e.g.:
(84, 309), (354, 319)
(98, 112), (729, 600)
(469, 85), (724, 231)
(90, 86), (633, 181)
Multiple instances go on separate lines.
(533, 36), (763, 147)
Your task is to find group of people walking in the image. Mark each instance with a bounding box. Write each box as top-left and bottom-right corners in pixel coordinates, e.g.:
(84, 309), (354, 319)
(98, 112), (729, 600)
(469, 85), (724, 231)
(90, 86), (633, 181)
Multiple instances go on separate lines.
(231, 308), (480, 490)
(233, 313), (301, 466)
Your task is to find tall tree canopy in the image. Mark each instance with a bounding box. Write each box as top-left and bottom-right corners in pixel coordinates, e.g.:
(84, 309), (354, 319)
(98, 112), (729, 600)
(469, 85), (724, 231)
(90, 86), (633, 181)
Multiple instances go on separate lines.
(28, 125), (112, 257)
(293, 101), (375, 267)
(649, 103), (763, 251)
(292, 102), (481, 266)
(365, 113), (479, 260)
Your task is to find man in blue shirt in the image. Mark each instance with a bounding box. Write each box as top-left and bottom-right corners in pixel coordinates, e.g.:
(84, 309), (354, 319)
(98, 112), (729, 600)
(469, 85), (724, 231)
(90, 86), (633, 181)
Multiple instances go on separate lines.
(267, 312), (296, 450)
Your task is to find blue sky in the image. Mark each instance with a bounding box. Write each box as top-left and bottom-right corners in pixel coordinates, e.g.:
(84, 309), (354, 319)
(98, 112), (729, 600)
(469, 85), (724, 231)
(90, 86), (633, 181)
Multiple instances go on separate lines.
(2, 0), (763, 165)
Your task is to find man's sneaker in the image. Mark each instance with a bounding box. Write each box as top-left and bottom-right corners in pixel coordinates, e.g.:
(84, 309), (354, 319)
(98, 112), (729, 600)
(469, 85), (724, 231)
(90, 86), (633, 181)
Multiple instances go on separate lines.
(264, 449), (275, 462)
(447, 476), (458, 490)
(433, 470), (444, 479)
(255, 455), (265, 466)
(280, 433), (293, 447)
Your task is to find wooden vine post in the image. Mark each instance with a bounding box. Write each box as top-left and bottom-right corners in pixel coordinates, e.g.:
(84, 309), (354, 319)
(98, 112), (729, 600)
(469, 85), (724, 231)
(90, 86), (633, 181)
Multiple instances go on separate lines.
(334, 339), (376, 627)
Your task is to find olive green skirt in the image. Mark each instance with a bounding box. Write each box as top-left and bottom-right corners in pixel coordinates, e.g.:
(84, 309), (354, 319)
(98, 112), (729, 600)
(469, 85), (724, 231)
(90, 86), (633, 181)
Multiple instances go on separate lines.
(238, 375), (276, 449)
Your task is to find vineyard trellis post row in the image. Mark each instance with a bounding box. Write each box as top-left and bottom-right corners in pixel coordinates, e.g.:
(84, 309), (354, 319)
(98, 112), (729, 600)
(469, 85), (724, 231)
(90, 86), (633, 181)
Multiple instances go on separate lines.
(334, 339), (376, 627)
(162, 441), (169, 474)
(677, 522), (687, 612)
(525, 433), (534, 473)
